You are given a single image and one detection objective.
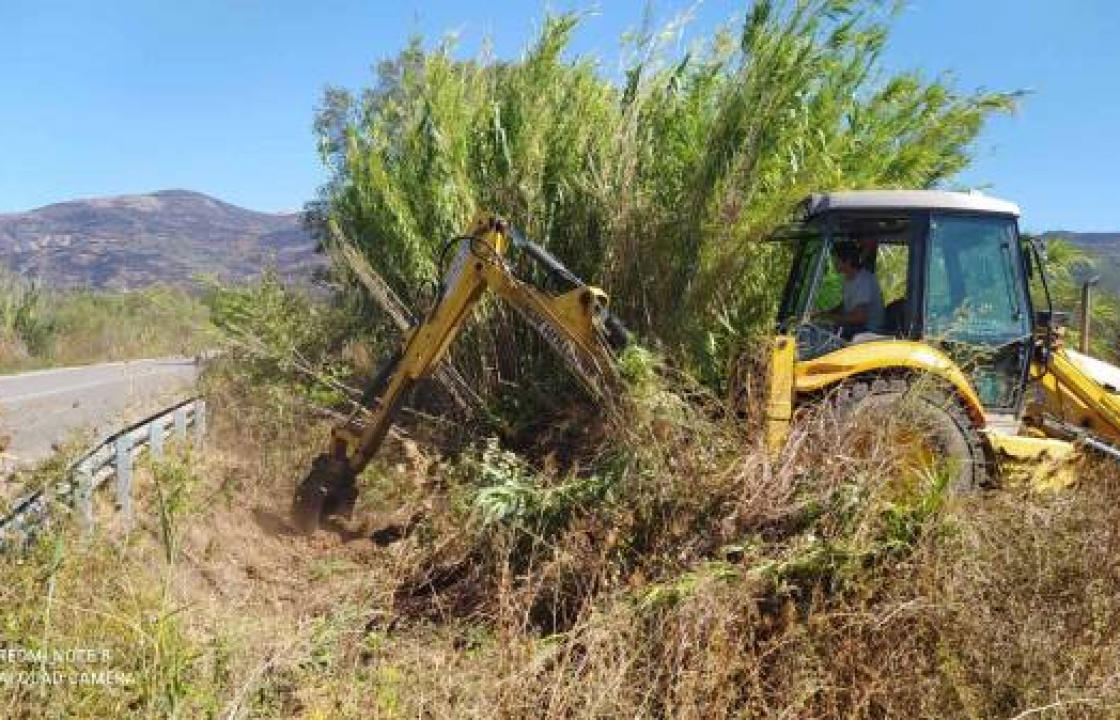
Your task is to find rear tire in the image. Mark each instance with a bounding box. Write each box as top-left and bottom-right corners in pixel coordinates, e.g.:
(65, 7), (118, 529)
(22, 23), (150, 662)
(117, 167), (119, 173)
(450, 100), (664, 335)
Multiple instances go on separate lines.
(833, 375), (990, 491)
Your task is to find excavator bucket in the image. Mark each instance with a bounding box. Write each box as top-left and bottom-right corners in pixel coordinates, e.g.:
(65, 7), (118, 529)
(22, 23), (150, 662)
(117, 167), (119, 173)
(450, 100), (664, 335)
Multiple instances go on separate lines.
(291, 453), (358, 534)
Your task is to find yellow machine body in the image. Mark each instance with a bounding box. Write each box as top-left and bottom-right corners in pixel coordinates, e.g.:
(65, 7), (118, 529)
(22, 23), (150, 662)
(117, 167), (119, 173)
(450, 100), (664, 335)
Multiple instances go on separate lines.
(766, 329), (1120, 488)
(1028, 348), (1120, 446)
(765, 335), (986, 451)
(765, 328), (1120, 488)
(759, 190), (1120, 485)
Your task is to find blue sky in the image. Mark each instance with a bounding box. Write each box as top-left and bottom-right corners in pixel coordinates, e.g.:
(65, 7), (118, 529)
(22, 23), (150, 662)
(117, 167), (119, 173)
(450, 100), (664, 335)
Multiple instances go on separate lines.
(2, 1), (1118, 231)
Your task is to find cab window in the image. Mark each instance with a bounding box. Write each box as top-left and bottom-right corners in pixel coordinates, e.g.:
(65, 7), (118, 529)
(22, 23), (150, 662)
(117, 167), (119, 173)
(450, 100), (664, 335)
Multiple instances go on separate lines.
(925, 214), (1030, 344)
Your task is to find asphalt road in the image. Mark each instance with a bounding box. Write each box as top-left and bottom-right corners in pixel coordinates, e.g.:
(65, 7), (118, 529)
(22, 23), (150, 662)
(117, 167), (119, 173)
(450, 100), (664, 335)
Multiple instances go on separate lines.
(0, 357), (199, 476)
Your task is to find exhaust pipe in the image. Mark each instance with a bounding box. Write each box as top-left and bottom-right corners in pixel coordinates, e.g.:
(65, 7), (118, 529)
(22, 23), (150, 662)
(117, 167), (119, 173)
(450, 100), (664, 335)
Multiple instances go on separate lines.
(1080, 276), (1100, 354)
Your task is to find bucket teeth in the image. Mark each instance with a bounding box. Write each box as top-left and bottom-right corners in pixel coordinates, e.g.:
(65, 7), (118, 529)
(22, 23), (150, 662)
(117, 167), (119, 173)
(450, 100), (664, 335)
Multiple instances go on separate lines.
(291, 454), (356, 534)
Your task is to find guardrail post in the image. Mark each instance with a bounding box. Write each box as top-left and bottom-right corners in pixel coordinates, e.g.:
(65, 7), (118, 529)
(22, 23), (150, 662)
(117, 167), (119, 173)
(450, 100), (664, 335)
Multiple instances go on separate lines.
(115, 435), (132, 525)
(175, 406), (188, 442)
(194, 400), (207, 445)
(150, 418), (164, 459)
(75, 460), (94, 537)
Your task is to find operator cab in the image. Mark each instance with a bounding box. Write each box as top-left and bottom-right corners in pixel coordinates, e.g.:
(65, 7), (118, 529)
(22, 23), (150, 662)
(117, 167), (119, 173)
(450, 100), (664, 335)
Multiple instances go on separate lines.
(775, 190), (1034, 415)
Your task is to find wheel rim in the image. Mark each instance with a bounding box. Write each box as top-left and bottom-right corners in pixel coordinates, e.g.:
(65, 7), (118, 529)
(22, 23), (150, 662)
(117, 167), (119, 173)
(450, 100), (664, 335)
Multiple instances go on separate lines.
(844, 391), (970, 500)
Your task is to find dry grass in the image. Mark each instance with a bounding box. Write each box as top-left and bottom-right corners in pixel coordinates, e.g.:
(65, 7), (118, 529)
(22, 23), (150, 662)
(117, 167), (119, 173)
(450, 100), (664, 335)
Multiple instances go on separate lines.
(5, 362), (1120, 718)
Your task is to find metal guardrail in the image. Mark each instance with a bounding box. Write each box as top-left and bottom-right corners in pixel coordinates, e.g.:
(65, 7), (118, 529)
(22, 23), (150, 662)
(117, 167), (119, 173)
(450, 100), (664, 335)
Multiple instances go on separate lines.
(0, 397), (206, 548)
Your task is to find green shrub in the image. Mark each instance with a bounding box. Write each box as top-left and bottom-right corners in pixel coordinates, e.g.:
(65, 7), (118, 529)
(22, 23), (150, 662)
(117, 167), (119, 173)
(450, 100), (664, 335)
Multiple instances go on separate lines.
(203, 271), (358, 408)
(45, 286), (208, 364)
(0, 273), (209, 371)
(0, 268), (54, 360)
(1028, 235), (1120, 358)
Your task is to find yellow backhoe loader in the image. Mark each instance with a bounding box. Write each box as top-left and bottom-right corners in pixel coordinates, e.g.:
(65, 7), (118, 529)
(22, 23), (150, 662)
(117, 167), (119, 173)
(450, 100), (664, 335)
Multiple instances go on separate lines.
(764, 190), (1120, 488)
(292, 191), (1120, 532)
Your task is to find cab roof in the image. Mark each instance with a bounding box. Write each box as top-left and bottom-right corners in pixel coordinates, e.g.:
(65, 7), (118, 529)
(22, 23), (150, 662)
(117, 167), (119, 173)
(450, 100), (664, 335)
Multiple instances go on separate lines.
(805, 190), (1020, 218)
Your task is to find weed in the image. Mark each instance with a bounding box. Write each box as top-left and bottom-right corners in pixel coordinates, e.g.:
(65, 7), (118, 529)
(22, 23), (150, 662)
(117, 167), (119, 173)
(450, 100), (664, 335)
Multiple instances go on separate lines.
(147, 457), (200, 564)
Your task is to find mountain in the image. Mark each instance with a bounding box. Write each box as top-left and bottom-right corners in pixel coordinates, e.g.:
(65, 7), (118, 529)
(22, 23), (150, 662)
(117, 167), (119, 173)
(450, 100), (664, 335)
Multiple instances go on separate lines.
(0, 189), (324, 289)
(1043, 231), (1120, 293)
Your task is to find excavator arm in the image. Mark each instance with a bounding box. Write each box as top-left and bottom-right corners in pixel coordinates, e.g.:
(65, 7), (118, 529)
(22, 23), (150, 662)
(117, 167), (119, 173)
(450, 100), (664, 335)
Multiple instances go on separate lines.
(292, 215), (627, 532)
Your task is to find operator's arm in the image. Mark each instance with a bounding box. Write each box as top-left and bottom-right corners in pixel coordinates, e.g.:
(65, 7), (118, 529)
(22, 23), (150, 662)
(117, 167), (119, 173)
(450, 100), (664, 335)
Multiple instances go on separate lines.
(826, 303), (869, 327)
(821, 273), (875, 327)
(814, 300), (867, 326)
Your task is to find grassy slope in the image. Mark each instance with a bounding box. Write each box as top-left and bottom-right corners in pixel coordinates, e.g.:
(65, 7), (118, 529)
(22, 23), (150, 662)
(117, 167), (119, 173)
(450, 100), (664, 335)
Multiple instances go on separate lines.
(4, 367), (1120, 719)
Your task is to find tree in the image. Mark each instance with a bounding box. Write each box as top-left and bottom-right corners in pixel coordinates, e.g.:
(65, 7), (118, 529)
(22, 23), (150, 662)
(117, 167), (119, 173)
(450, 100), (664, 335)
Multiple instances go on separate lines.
(310, 0), (1018, 389)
